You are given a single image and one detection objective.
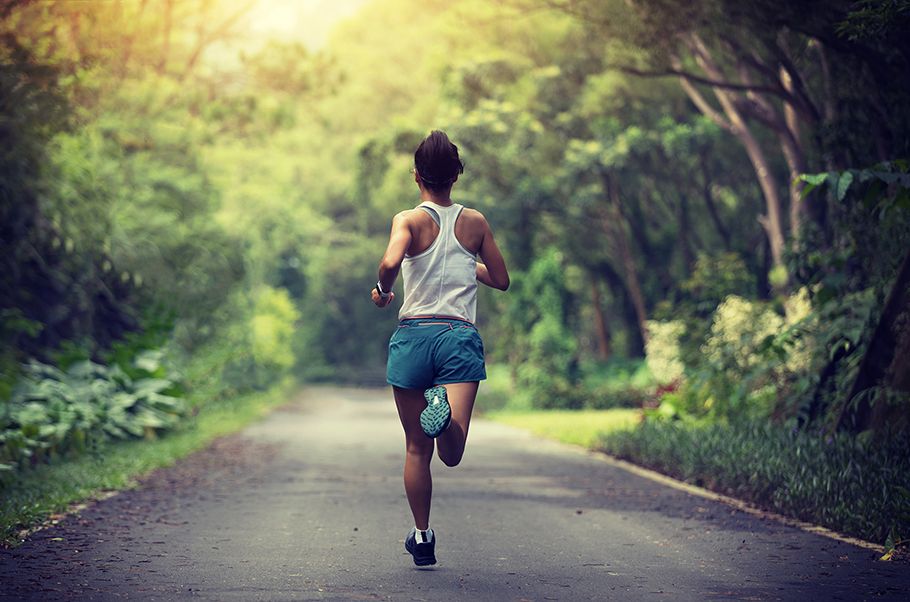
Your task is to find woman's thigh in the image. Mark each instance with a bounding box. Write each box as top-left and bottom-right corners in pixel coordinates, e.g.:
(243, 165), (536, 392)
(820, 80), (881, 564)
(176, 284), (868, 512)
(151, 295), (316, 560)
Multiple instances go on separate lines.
(393, 386), (434, 450)
(438, 381), (479, 438)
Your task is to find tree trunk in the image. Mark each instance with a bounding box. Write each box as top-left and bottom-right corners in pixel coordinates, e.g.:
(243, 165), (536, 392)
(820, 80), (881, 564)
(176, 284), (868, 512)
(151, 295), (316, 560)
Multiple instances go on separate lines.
(602, 172), (649, 345)
(677, 191), (695, 270)
(591, 279), (612, 360)
(673, 49), (788, 281)
(778, 126), (808, 240)
(600, 261), (646, 358)
(778, 66), (810, 240)
(835, 248), (910, 433)
(699, 155), (732, 250)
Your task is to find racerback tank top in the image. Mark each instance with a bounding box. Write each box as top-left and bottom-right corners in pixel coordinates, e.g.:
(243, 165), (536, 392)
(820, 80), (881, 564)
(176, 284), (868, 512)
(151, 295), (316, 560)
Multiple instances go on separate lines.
(398, 202), (478, 322)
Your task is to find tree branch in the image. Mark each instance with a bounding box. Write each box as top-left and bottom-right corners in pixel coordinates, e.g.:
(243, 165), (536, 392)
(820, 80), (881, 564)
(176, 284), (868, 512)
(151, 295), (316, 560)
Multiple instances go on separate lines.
(670, 55), (733, 132)
(613, 63), (786, 97)
(179, 0), (256, 81)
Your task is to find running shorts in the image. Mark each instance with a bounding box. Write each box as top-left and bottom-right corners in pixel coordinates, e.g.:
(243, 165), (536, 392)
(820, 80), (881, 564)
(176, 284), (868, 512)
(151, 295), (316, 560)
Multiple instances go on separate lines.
(386, 317), (487, 389)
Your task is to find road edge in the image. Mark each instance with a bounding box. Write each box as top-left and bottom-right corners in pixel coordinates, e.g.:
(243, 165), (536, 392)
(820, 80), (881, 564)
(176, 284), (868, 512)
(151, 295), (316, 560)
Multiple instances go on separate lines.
(571, 443), (884, 554)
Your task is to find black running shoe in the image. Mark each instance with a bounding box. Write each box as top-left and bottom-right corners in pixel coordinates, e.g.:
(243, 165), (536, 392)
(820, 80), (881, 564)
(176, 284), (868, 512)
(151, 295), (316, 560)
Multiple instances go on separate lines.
(420, 386), (451, 438)
(405, 528), (437, 566)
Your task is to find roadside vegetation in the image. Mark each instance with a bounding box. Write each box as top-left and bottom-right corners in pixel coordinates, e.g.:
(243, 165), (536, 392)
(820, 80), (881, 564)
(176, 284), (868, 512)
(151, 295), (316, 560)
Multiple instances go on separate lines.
(0, 382), (291, 546)
(3, 0), (909, 551)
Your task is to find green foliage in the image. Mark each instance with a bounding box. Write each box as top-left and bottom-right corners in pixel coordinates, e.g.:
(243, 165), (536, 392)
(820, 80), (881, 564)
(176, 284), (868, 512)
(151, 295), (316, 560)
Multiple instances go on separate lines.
(601, 419), (910, 545)
(2, 0), (910, 549)
(1, 381), (290, 546)
(0, 355), (184, 483)
(644, 320), (686, 386)
(582, 359), (656, 409)
(250, 286), (301, 382)
(654, 253), (756, 372)
(795, 162), (910, 299)
(506, 249), (583, 409)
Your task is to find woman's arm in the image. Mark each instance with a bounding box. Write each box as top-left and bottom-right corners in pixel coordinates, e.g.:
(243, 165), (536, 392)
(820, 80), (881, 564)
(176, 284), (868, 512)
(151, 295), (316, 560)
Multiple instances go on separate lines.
(477, 218), (510, 291)
(372, 211), (412, 308)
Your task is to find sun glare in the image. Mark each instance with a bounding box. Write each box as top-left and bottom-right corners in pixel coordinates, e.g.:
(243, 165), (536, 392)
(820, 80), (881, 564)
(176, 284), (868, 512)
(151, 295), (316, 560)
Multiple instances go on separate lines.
(241, 0), (369, 49)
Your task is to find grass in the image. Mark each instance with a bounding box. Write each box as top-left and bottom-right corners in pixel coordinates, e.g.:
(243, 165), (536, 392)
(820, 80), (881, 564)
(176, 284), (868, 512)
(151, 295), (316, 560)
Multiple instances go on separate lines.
(0, 380), (293, 546)
(486, 408), (641, 448)
(600, 419), (910, 546)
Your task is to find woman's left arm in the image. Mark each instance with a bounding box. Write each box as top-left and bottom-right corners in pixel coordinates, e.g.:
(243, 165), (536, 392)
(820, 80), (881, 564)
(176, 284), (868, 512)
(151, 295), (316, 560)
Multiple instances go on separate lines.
(372, 211), (412, 308)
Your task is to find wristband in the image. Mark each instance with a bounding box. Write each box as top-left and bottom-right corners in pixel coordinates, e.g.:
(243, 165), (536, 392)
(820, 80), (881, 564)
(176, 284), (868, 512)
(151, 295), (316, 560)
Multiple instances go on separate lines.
(376, 281), (391, 299)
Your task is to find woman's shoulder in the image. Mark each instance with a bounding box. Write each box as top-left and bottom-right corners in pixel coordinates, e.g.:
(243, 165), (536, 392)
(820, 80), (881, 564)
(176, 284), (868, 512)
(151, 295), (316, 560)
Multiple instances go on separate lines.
(457, 206), (490, 231)
(458, 205), (487, 222)
(393, 207), (429, 223)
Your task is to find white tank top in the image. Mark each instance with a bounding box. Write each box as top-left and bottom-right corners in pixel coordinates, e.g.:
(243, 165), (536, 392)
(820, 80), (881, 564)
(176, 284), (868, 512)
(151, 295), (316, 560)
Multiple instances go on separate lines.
(398, 202), (478, 323)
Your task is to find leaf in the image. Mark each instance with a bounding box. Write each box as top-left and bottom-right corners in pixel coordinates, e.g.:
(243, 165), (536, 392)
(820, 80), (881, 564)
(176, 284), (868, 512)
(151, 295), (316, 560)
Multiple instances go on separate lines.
(108, 391), (140, 410)
(67, 360), (108, 381)
(102, 423), (129, 439)
(799, 172), (828, 186)
(132, 378), (172, 397)
(145, 393), (183, 411)
(135, 409), (168, 428)
(836, 171), (854, 201)
(134, 350), (163, 374)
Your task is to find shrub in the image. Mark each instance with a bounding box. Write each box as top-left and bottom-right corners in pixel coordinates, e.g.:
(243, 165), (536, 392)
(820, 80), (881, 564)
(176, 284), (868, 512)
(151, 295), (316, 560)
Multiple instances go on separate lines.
(0, 355), (185, 484)
(585, 385), (651, 409)
(250, 285), (300, 374)
(505, 249), (583, 409)
(645, 320), (686, 386)
(600, 419), (910, 545)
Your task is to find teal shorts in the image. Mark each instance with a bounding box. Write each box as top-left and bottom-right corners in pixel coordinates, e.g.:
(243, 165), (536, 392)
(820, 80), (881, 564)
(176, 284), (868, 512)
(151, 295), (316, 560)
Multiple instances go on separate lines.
(386, 318), (487, 390)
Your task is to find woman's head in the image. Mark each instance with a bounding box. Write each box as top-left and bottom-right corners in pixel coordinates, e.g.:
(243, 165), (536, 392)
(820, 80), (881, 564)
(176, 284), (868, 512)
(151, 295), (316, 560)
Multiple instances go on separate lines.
(414, 130), (464, 193)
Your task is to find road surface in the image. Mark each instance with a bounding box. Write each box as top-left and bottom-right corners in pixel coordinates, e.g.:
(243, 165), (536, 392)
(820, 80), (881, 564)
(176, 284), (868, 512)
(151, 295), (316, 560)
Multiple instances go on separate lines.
(1, 386), (907, 600)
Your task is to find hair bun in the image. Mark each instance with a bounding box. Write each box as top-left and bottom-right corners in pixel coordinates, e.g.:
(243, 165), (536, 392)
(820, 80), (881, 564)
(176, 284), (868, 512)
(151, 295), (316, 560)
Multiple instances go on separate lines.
(414, 130), (464, 191)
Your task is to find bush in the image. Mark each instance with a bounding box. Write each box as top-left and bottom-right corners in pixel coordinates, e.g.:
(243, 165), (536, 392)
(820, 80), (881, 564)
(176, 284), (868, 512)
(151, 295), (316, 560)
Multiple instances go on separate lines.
(586, 385), (652, 409)
(645, 320), (686, 386)
(0, 355), (185, 484)
(505, 249), (583, 409)
(600, 419), (910, 545)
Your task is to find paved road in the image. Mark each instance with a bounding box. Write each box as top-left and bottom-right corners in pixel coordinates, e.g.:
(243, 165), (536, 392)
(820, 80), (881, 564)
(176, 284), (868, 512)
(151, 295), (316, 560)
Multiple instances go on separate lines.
(2, 386), (907, 601)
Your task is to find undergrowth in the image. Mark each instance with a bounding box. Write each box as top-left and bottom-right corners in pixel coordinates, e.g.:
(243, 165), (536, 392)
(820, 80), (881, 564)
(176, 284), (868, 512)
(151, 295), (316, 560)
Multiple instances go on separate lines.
(600, 419), (910, 546)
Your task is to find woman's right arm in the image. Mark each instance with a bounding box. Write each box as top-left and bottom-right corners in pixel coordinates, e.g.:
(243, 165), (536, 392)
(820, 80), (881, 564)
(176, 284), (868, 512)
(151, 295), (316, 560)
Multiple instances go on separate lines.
(477, 218), (510, 291)
(372, 211), (413, 307)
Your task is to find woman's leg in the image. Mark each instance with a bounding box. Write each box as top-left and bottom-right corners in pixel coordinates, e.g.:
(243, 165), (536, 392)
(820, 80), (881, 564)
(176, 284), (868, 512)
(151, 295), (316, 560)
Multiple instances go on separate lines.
(393, 386), (435, 530)
(435, 381), (479, 467)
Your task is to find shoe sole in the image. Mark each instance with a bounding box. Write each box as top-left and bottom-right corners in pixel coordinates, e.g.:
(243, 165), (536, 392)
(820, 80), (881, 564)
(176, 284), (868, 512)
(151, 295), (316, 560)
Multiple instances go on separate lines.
(405, 538), (437, 566)
(411, 552), (437, 566)
(420, 386), (451, 438)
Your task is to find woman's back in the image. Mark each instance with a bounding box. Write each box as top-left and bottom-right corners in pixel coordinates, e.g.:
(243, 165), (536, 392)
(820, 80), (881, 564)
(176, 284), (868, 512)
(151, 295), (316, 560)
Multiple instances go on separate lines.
(399, 202), (478, 322)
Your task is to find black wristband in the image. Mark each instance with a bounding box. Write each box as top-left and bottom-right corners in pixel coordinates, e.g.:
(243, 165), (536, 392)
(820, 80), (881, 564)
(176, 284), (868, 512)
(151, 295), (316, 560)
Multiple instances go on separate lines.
(376, 281), (390, 298)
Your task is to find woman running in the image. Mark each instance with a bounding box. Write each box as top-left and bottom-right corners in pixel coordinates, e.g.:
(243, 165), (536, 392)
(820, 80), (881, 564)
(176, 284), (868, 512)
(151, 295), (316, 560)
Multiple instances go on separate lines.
(371, 130), (510, 566)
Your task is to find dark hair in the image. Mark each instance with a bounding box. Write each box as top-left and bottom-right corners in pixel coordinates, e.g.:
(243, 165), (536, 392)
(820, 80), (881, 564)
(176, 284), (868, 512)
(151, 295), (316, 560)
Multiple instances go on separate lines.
(414, 130), (464, 192)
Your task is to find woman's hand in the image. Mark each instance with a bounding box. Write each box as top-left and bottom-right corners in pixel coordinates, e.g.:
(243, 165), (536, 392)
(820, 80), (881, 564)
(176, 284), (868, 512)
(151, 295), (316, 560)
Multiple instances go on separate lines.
(371, 287), (395, 308)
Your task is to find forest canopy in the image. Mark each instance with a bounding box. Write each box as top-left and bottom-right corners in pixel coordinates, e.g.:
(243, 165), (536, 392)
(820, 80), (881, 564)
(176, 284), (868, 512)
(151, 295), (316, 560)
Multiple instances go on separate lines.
(2, 0), (909, 489)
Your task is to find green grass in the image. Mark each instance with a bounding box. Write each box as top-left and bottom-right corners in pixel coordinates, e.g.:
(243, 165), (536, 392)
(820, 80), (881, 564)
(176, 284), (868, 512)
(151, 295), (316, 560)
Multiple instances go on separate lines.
(600, 420), (910, 546)
(486, 408), (641, 448)
(0, 380), (293, 546)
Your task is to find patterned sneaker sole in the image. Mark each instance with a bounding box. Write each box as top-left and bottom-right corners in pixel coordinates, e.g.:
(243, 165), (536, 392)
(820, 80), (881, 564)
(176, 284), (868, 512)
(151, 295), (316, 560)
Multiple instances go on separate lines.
(420, 385), (451, 438)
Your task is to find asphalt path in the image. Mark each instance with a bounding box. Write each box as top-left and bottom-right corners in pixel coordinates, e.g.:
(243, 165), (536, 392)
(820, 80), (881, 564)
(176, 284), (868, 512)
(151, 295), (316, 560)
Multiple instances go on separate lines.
(1, 386), (907, 601)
